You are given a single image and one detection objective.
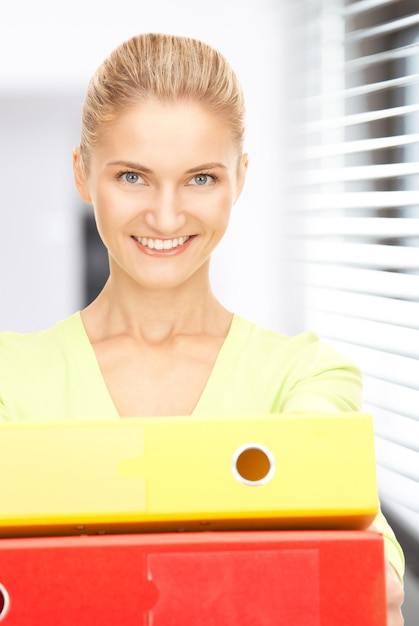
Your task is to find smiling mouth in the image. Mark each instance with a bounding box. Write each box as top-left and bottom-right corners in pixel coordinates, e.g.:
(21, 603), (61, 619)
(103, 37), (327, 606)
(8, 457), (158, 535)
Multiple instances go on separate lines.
(133, 235), (191, 251)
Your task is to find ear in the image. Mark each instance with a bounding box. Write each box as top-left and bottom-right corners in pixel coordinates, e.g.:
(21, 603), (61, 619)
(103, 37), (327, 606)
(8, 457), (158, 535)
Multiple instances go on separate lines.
(234, 152), (249, 202)
(73, 147), (92, 204)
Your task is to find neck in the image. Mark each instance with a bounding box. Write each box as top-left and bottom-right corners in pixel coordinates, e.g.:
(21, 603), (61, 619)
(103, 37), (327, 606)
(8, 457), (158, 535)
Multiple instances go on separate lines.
(81, 268), (231, 343)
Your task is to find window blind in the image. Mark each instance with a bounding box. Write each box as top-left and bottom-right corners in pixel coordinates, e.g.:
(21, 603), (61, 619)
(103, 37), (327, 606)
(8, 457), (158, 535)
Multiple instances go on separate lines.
(286, 0), (419, 540)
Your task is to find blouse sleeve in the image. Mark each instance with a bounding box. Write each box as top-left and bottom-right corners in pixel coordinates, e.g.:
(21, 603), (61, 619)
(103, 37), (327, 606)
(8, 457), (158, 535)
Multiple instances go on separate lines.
(278, 339), (363, 413)
(278, 337), (405, 581)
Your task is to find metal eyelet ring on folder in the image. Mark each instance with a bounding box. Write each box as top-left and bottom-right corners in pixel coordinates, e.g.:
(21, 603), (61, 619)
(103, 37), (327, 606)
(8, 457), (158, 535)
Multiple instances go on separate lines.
(0, 583), (10, 621)
(232, 443), (275, 485)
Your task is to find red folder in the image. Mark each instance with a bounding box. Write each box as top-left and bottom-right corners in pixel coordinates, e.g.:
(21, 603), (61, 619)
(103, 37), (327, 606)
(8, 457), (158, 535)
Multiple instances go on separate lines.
(0, 530), (386, 626)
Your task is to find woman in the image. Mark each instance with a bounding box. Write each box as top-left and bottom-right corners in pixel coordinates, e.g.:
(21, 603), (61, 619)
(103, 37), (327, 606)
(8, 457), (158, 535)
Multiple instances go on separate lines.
(0, 33), (404, 622)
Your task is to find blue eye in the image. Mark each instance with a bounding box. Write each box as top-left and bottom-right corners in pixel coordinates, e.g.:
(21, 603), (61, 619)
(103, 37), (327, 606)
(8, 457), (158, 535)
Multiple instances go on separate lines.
(194, 174), (209, 185)
(120, 171), (144, 184)
(190, 173), (216, 186)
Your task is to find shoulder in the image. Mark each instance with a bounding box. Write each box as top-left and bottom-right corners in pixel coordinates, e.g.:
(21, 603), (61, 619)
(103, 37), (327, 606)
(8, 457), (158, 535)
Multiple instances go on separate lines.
(0, 314), (81, 365)
(0, 313), (87, 422)
(231, 314), (346, 365)
(228, 315), (362, 412)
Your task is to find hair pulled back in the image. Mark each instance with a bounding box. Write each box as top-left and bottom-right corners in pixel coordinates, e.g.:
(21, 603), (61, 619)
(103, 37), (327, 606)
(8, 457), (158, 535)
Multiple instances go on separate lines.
(80, 33), (246, 166)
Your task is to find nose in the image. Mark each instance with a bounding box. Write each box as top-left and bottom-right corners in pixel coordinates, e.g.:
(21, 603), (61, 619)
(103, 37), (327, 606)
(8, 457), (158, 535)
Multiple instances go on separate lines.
(144, 186), (186, 234)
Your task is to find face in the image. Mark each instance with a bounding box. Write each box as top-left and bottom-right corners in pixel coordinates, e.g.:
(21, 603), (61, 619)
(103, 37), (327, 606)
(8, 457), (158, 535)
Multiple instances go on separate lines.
(74, 100), (247, 292)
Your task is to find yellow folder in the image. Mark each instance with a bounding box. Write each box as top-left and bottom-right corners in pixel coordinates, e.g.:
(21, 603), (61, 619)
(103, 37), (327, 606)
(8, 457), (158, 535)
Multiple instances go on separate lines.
(0, 413), (379, 537)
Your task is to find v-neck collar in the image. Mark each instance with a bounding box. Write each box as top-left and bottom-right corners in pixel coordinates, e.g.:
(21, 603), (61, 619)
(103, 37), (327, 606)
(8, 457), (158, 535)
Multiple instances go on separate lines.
(64, 312), (245, 418)
(192, 314), (248, 415)
(62, 313), (119, 419)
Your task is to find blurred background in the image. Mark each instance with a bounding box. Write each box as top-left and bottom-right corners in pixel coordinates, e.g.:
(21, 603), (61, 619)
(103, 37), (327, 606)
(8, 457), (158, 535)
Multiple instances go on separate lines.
(0, 0), (418, 621)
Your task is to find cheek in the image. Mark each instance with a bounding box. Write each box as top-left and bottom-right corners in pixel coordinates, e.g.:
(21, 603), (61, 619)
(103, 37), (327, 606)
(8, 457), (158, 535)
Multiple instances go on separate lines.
(194, 200), (232, 233)
(91, 192), (126, 244)
(192, 187), (234, 213)
(93, 188), (134, 224)
(207, 196), (233, 233)
(92, 194), (113, 229)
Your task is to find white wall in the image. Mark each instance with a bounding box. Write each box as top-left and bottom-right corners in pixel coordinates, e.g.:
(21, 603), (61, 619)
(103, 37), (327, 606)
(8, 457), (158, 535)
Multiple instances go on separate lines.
(0, 94), (83, 331)
(0, 0), (290, 333)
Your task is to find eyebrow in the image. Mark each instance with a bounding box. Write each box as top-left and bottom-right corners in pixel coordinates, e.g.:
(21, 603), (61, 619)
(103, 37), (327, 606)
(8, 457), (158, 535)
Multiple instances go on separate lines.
(106, 160), (153, 173)
(106, 160), (228, 174)
(185, 162), (228, 174)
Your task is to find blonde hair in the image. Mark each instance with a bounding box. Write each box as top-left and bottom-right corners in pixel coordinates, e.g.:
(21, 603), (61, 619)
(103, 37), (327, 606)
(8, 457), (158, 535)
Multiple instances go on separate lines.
(80, 33), (246, 166)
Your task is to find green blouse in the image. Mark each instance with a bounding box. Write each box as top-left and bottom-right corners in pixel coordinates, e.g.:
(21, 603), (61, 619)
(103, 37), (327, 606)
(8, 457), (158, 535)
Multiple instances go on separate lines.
(0, 312), (362, 421)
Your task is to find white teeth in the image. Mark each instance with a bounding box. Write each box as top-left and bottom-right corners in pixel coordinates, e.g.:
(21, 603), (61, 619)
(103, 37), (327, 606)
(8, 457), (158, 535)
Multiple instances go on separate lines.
(135, 236), (190, 250)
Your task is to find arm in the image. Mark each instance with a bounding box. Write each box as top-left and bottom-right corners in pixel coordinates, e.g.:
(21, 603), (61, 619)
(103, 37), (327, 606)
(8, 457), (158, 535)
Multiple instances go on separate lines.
(279, 338), (405, 620)
(370, 515), (405, 626)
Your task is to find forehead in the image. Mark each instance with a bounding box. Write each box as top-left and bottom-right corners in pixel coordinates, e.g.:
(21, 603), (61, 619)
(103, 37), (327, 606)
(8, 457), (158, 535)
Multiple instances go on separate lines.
(91, 99), (238, 166)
